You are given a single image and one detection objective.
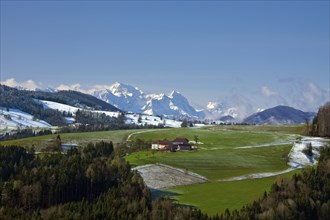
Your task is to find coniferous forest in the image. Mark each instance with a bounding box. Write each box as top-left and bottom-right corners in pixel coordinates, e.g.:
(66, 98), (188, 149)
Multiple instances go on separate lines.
(309, 102), (330, 137)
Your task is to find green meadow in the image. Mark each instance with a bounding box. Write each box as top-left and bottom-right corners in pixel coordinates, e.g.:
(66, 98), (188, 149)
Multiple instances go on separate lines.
(125, 125), (304, 215)
(0, 129), (140, 150)
(126, 125), (299, 180)
(163, 170), (300, 216)
(125, 144), (291, 180)
(129, 126), (298, 149)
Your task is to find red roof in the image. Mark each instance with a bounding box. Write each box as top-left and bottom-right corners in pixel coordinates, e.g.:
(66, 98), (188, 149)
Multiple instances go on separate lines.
(159, 140), (172, 146)
(173, 137), (189, 143)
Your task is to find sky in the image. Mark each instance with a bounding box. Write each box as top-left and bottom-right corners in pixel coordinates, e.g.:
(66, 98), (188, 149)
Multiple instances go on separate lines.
(1, 0), (329, 113)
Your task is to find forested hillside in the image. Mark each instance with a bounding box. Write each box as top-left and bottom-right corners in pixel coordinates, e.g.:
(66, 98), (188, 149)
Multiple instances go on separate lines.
(0, 85), (121, 126)
(309, 102), (330, 137)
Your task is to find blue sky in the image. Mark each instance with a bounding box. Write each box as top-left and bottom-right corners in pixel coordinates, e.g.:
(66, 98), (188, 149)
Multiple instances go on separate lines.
(1, 0), (329, 112)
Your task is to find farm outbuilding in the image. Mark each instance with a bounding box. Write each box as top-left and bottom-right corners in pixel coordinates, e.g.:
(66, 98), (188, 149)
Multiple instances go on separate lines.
(152, 137), (193, 151)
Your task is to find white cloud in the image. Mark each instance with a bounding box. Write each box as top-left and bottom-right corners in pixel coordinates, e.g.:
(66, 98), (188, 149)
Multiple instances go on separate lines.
(278, 79), (329, 112)
(302, 82), (324, 106)
(56, 83), (86, 92)
(261, 86), (277, 97)
(1, 78), (39, 90)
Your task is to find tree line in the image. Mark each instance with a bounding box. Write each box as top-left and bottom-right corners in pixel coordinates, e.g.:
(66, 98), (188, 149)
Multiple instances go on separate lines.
(0, 129), (53, 141)
(309, 102), (330, 137)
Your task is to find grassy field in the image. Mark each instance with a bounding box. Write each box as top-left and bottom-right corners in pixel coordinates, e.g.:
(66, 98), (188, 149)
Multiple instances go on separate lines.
(126, 144), (291, 180)
(126, 125), (300, 180)
(163, 170), (300, 216)
(125, 125), (305, 215)
(129, 126), (298, 149)
(0, 129), (149, 151)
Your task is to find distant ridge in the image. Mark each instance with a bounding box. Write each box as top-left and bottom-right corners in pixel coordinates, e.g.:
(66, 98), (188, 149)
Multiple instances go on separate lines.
(243, 105), (316, 125)
(90, 82), (204, 119)
(0, 84), (121, 112)
(0, 84), (121, 126)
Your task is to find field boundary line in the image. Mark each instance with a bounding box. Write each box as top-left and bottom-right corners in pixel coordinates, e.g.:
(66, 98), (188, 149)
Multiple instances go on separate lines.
(126, 128), (170, 142)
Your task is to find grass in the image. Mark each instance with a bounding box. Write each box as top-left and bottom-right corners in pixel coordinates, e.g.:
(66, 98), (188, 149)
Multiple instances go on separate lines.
(125, 125), (305, 215)
(126, 144), (291, 180)
(126, 126), (297, 180)
(210, 124), (306, 135)
(129, 126), (298, 149)
(162, 170), (301, 216)
(0, 129), (151, 151)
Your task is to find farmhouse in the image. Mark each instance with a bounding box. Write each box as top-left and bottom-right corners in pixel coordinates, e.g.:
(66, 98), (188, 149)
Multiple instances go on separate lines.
(151, 140), (173, 151)
(172, 137), (192, 151)
(152, 137), (192, 151)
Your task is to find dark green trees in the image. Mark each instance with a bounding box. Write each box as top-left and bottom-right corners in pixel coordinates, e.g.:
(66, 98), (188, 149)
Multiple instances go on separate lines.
(310, 102), (330, 137)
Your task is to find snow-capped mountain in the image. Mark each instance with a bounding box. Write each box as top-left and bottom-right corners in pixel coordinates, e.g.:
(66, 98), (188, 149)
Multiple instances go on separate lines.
(89, 82), (204, 119)
(204, 101), (239, 120)
(89, 82), (146, 113)
(143, 91), (205, 118)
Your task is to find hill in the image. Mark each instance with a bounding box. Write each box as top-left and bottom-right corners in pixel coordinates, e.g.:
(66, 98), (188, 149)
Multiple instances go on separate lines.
(0, 85), (121, 126)
(243, 105), (316, 125)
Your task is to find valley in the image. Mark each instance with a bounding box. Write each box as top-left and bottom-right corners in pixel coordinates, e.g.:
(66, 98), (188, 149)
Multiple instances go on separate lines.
(2, 124), (327, 216)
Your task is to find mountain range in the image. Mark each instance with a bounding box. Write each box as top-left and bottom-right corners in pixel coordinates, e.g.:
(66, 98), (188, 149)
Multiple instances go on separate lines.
(89, 82), (205, 119)
(243, 105), (316, 125)
(1, 83), (319, 125)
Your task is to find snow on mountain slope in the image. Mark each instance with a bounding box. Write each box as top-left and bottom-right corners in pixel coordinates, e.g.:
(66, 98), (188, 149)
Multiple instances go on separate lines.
(0, 107), (52, 130)
(142, 91), (204, 118)
(204, 101), (238, 120)
(89, 82), (146, 113)
(35, 99), (120, 122)
(35, 99), (80, 114)
(89, 82), (204, 119)
(35, 99), (182, 127)
(125, 113), (181, 127)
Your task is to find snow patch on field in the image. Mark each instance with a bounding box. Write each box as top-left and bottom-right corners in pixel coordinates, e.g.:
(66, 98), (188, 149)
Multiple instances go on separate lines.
(0, 107), (52, 130)
(133, 164), (207, 189)
(219, 137), (328, 182)
(219, 168), (296, 182)
(288, 137), (326, 168)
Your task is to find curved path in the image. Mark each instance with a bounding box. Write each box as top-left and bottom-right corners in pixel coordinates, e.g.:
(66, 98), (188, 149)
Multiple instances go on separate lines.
(126, 128), (170, 142)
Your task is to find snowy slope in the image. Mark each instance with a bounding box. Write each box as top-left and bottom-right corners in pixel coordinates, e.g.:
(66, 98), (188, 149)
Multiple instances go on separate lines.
(36, 99), (182, 128)
(89, 82), (146, 113)
(0, 107), (52, 130)
(143, 91), (204, 118)
(125, 113), (181, 127)
(35, 99), (120, 123)
(35, 99), (80, 114)
(89, 82), (204, 119)
(204, 101), (238, 120)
